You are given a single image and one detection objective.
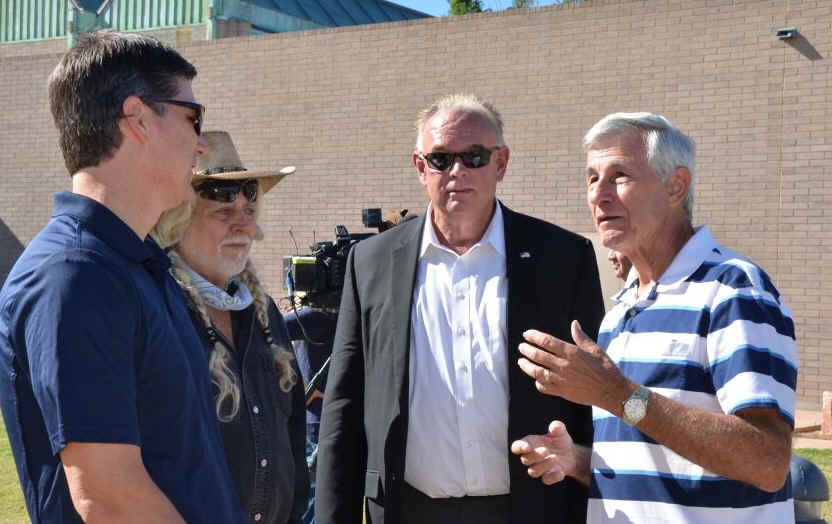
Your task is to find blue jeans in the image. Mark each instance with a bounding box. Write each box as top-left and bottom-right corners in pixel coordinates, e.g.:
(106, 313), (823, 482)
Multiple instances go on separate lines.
(303, 438), (316, 524)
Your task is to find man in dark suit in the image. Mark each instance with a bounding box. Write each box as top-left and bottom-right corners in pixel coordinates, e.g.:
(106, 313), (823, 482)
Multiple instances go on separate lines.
(316, 94), (605, 524)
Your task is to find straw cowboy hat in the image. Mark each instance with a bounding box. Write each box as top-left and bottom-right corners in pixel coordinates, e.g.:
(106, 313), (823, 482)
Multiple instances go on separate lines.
(191, 131), (294, 194)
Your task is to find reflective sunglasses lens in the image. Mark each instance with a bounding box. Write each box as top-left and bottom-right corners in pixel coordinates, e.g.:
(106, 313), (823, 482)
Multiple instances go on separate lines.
(242, 180), (258, 203)
(197, 179), (258, 203)
(198, 185), (235, 203)
(461, 148), (491, 168)
(423, 148), (494, 171)
(424, 153), (453, 171)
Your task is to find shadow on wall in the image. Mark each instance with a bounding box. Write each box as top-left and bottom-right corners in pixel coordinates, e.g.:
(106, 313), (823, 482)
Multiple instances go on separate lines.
(0, 219), (24, 286)
(786, 30), (823, 61)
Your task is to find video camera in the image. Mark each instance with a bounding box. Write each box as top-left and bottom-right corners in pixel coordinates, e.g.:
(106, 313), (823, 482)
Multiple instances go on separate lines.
(284, 208), (394, 310)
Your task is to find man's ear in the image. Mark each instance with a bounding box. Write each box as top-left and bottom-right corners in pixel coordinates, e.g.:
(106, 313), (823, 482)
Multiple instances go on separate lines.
(666, 167), (691, 207)
(413, 151), (428, 187)
(495, 146), (510, 182)
(119, 95), (150, 144)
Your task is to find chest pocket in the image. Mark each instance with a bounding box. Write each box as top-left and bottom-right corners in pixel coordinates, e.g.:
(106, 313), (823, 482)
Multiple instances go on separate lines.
(615, 330), (712, 397)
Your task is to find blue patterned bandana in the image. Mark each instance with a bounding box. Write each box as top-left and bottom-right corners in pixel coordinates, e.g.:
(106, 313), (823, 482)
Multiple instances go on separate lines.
(179, 263), (254, 311)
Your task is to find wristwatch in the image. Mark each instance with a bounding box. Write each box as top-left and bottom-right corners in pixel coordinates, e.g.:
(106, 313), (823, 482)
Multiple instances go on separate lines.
(621, 385), (650, 426)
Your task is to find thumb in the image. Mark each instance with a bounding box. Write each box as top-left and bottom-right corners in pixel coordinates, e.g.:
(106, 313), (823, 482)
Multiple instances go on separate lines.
(548, 420), (566, 437)
(570, 319), (594, 350)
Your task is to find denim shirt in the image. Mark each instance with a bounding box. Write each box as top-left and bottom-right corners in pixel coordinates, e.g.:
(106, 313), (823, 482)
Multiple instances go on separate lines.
(189, 297), (309, 524)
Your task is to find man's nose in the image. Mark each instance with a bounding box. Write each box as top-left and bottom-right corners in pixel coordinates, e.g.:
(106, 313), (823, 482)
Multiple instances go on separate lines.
(194, 135), (208, 157)
(588, 178), (612, 206)
(447, 156), (469, 177)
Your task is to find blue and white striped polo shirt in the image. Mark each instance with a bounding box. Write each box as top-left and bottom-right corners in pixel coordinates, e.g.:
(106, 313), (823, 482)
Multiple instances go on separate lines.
(589, 226), (796, 523)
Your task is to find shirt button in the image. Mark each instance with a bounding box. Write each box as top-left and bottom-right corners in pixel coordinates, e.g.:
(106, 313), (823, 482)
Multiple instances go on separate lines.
(456, 291), (465, 300)
(254, 513), (262, 521)
(260, 458), (268, 467)
(252, 406), (260, 414)
(459, 365), (468, 374)
(466, 441), (473, 448)
(456, 326), (465, 336)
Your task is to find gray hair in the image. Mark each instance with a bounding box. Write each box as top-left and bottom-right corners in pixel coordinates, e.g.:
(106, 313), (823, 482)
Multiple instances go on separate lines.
(583, 112), (696, 221)
(415, 93), (505, 151)
(151, 192), (296, 422)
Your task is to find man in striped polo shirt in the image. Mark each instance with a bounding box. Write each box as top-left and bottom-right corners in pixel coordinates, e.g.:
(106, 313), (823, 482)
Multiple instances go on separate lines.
(511, 112), (796, 522)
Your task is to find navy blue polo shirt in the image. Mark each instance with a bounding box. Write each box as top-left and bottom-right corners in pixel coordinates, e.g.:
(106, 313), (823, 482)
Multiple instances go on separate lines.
(0, 192), (245, 523)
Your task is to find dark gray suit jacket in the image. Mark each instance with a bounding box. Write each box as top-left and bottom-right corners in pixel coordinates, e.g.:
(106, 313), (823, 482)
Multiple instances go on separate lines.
(316, 203), (605, 524)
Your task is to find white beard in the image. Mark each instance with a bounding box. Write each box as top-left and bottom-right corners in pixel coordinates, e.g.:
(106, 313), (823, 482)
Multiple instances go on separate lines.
(215, 234), (251, 279)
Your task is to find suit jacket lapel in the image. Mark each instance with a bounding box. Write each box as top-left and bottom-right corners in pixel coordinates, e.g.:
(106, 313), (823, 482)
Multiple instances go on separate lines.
(390, 215), (425, 412)
(501, 203), (537, 395)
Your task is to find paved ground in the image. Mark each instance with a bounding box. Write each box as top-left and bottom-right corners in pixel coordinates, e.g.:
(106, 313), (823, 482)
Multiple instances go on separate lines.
(793, 410), (832, 449)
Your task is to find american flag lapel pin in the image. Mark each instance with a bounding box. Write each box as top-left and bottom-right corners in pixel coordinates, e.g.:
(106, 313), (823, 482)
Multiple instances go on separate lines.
(520, 251), (531, 259)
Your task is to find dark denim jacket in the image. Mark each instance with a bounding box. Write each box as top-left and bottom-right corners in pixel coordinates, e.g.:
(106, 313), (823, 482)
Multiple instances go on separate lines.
(192, 298), (309, 524)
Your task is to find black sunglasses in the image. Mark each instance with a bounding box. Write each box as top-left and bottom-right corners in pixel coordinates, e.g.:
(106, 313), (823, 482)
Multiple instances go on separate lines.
(195, 179), (258, 203)
(420, 145), (501, 172)
(149, 99), (205, 136)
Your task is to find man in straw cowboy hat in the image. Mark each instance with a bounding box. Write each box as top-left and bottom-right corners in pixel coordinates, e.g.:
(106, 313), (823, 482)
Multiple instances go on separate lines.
(0, 32), (246, 523)
(153, 131), (308, 524)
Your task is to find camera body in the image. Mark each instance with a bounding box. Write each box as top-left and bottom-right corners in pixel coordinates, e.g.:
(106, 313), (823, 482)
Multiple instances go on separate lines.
(284, 208), (383, 309)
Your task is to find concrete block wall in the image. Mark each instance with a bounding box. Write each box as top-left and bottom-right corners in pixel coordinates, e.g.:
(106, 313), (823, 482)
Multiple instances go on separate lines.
(0, 0), (829, 406)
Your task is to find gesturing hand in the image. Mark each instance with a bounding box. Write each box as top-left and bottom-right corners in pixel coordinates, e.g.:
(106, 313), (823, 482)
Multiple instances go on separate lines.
(510, 420), (576, 485)
(517, 320), (633, 412)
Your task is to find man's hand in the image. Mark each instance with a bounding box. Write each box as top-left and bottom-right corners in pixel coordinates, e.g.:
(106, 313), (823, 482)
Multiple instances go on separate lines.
(511, 421), (574, 484)
(511, 421), (591, 486)
(517, 320), (632, 413)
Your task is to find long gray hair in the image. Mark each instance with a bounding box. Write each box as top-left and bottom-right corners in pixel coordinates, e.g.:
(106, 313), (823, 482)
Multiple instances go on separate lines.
(152, 196), (297, 421)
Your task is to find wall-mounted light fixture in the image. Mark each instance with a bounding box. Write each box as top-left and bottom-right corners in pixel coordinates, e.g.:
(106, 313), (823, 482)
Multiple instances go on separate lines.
(776, 27), (797, 40)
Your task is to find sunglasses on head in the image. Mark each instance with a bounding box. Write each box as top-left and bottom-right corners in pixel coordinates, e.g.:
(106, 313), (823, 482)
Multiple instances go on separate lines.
(148, 99), (205, 136)
(195, 179), (258, 203)
(420, 145), (500, 172)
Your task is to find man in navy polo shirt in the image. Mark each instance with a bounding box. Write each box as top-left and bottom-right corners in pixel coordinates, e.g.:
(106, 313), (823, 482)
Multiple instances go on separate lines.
(0, 32), (245, 523)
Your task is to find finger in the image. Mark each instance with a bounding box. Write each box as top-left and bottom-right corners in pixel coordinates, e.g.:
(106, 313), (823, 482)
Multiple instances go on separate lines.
(519, 448), (550, 467)
(527, 455), (560, 478)
(517, 357), (559, 386)
(522, 329), (568, 353)
(511, 435), (549, 456)
(510, 438), (537, 456)
(518, 343), (565, 369)
(541, 468), (567, 485)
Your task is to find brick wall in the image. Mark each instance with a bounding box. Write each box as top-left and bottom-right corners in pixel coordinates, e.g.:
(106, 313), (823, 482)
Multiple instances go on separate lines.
(1, 0), (829, 407)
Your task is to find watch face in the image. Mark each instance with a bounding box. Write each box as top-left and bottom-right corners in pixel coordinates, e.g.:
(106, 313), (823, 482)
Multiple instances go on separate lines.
(624, 399), (646, 423)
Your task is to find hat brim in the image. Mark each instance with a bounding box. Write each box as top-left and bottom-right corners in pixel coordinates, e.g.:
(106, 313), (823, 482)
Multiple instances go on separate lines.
(191, 166), (295, 194)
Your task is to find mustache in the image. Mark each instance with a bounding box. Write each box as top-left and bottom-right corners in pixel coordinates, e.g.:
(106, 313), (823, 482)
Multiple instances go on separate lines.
(219, 234), (252, 248)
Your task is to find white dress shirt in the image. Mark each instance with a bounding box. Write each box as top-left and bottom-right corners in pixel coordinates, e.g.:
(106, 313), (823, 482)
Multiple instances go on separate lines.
(404, 203), (509, 498)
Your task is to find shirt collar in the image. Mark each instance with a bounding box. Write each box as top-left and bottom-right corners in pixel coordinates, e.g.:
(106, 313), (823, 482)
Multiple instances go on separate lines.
(611, 225), (717, 305)
(419, 200), (506, 259)
(656, 225), (717, 287)
(53, 191), (168, 269)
